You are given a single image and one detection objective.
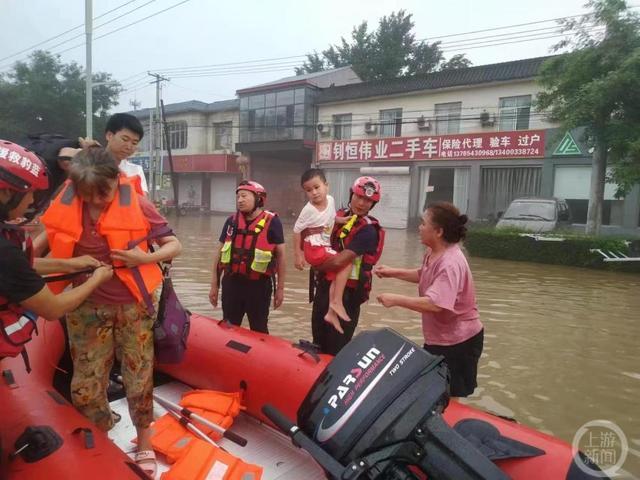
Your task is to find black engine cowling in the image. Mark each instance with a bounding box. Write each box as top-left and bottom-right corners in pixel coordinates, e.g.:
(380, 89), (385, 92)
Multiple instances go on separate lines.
(295, 328), (509, 480)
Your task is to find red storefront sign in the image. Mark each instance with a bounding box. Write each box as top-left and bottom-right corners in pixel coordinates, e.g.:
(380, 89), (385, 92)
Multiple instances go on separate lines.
(162, 154), (239, 173)
(317, 130), (545, 162)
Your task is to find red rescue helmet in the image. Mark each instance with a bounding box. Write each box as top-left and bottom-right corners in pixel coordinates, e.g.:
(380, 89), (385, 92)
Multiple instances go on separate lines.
(350, 176), (381, 202)
(236, 180), (267, 208)
(0, 139), (49, 193)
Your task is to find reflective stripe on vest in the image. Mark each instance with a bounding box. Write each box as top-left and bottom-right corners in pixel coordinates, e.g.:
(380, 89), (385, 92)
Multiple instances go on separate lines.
(5, 315), (32, 336)
(40, 177), (162, 301)
(219, 210), (277, 278)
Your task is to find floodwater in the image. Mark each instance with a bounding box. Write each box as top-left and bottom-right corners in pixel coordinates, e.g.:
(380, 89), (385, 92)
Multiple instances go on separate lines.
(169, 214), (640, 476)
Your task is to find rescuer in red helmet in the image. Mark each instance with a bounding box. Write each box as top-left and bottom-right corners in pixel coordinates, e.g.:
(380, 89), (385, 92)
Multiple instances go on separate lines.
(0, 139), (113, 369)
(309, 175), (386, 355)
(209, 180), (286, 334)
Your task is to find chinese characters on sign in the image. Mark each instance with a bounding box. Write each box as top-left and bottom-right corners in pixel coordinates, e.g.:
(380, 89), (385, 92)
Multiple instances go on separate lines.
(317, 130), (546, 162)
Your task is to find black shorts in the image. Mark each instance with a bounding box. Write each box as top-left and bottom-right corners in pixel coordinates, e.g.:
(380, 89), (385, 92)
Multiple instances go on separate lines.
(424, 329), (484, 398)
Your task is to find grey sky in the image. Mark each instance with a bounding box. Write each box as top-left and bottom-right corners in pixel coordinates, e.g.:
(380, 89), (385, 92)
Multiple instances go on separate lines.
(1, 0), (596, 111)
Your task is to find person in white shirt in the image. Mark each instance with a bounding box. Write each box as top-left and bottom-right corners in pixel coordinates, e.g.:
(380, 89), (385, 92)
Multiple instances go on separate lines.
(119, 158), (149, 194)
(104, 113), (149, 194)
(293, 169), (353, 333)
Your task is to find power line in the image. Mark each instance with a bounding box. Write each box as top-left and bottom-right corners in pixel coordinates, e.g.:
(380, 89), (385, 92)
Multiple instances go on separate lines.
(149, 25), (598, 81)
(119, 12), (595, 81)
(417, 12), (592, 42)
(53, 0), (181, 56)
(156, 54), (308, 73)
(0, 0), (160, 71)
(159, 26), (601, 81)
(437, 23), (591, 47)
(118, 70), (149, 83)
(0, 0), (140, 64)
(160, 60), (304, 76)
(442, 30), (605, 53)
(0, 0), (189, 72)
(121, 79), (154, 92)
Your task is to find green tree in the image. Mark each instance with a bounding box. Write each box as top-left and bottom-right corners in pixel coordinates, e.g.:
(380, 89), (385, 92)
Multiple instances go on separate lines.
(295, 10), (471, 81)
(0, 50), (121, 143)
(536, 0), (640, 234)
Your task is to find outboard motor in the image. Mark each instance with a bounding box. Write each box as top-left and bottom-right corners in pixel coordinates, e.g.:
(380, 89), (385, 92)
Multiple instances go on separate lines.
(263, 328), (509, 479)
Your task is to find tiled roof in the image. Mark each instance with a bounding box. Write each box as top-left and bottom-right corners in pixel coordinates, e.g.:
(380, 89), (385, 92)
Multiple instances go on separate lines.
(205, 99), (239, 112)
(316, 56), (555, 104)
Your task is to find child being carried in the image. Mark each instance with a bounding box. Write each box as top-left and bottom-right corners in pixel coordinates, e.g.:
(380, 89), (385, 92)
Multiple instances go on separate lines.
(294, 168), (353, 333)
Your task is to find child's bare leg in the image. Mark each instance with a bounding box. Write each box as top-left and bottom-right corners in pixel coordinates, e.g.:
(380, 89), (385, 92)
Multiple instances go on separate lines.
(324, 307), (344, 334)
(329, 264), (351, 322)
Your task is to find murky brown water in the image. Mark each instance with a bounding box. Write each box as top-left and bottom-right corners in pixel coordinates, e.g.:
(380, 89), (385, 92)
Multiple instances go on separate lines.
(169, 214), (640, 476)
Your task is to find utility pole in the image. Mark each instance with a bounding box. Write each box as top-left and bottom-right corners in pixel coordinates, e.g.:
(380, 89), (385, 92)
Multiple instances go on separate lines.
(129, 99), (141, 111)
(85, 0), (93, 138)
(147, 72), (169, 202)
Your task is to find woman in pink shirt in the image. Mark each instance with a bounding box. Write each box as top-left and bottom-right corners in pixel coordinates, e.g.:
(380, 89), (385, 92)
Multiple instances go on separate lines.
(375, 202), (483, 397)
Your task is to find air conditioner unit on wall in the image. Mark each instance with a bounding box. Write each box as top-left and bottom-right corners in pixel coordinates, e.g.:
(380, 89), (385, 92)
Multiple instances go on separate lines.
(417, 115), (432, 130)
(316, 123), (331, 136)
(480, 110), (496, 127)
(364, 121), (377, 134)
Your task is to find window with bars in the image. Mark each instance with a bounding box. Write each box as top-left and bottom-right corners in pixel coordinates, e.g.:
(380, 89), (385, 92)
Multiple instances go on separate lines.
(435, 102), (461, 135)
(167, 121), (188, 149)
(379, 108), (402, 137)
(498, 95), (531, 131)
(214, 121), (233, 150)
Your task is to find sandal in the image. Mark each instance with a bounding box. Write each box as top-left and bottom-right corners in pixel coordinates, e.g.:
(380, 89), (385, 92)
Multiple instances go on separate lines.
(134, 449), (157, 478)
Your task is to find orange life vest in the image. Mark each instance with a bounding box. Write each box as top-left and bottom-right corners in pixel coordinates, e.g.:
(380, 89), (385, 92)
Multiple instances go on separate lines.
(219, 210), (278, 279)
(40, 177), (162, 301)
(180, 390), (243, 439)
(151, 390), (243, 462)
(126, 172), (145, 196)
(162, 438), (263, 480)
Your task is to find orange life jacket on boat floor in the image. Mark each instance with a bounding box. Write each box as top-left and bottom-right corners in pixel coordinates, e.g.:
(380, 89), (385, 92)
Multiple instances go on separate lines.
(150, 390), (244, 462)
(162, 438), (263, 480)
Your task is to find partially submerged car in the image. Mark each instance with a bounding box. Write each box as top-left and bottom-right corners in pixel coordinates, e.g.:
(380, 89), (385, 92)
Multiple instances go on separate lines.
(496, 197), (572, 232)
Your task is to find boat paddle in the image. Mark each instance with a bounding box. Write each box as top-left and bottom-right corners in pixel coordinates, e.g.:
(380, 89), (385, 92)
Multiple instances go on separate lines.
(153, 394), (248, 447)
(161, 407), (219, 447)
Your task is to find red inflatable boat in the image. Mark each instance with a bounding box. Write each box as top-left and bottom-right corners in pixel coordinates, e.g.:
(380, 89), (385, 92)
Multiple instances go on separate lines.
(1, 314), (601, 479)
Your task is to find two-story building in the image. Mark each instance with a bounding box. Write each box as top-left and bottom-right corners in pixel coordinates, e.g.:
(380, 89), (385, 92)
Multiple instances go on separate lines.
(130, 98), (241, 212)
(314, 56), (639, 230)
